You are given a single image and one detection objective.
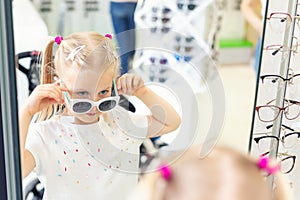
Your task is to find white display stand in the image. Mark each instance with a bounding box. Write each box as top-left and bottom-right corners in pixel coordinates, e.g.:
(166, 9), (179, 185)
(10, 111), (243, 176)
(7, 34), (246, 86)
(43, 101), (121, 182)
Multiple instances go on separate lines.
(132, 0), (222, 154)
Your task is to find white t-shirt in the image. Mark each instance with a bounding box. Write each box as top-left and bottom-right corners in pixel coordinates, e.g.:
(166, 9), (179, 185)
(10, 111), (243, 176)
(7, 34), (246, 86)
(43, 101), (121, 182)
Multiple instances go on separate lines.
(25, 107), (148, 200)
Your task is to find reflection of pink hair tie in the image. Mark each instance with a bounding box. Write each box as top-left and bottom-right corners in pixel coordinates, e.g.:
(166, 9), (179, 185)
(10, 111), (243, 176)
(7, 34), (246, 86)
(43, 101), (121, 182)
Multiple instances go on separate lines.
(104, 34), (113, 39)
(257, 155), (280, 175)
(159, 164), (172, 181)
(54, 36), (63, 45)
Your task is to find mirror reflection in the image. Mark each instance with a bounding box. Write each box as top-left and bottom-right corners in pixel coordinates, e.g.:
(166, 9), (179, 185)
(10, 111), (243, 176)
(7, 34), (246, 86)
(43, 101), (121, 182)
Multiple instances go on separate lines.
(10, 0), (265, 199)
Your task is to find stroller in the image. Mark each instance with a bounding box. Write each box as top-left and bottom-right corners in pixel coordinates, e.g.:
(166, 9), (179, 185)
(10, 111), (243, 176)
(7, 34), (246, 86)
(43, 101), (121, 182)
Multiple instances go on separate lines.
(16, 50), (162, 199)
(16, 50), (44, 199)
(16, 50), (42, 95)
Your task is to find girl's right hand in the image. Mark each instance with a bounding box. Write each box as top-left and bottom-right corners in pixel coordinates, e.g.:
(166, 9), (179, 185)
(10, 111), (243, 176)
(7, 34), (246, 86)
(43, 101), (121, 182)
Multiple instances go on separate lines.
(23, 83), (66, 116)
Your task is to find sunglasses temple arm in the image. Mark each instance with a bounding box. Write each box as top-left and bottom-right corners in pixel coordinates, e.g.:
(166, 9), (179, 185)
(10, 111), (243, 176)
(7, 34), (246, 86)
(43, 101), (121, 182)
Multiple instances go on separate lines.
(63, 91), (71, 103)
(266, 124), (294, 131)
(112, 79), (119, 96)
(59, 80), (71, 103)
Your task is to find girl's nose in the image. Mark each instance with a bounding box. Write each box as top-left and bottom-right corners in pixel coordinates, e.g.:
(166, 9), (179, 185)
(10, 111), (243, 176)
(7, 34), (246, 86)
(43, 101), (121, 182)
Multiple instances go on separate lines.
(91, 106), (98, 112)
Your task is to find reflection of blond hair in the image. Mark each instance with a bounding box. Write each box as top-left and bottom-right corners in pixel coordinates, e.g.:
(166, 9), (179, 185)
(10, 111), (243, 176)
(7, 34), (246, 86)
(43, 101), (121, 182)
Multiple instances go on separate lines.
(34, 31), (120, 121)
(130, 146), (292, 200)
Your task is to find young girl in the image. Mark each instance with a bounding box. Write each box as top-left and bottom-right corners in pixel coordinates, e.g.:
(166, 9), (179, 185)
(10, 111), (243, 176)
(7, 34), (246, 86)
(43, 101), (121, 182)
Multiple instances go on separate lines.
(19, 31), (181, 199)
(130, 145), (292, 200)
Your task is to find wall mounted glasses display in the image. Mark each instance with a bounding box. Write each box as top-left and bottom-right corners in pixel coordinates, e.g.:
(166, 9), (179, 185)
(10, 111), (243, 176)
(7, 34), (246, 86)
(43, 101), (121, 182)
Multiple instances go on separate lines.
(250, 0), (300, 198)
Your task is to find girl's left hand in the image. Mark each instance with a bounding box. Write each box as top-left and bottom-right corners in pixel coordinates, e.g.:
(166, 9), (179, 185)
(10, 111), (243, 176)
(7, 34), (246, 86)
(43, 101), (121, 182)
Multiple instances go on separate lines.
(116, 73), (144, 95)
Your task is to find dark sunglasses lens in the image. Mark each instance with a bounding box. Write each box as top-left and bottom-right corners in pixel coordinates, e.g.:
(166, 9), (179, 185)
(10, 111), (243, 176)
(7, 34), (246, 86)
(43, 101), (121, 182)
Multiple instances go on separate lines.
(99, 100), (117, 112)
(185, 47), (193, 52)
(152, 16), (158, 22)
(150, 57), (155, 63)
(188, 4), (196, 10)
(150, 27), (157, 33)
(160, 58), (168, 64)
(186, 36), (194, 42)
(184, 56), (192, 62)
(177, 3), (183, 9)
(73, 102), (92, 113)
(162, 8), (171, 14)
(162, 18), (170, 23)
(161, 27), (170, 33)
(152, 7), (158, 13)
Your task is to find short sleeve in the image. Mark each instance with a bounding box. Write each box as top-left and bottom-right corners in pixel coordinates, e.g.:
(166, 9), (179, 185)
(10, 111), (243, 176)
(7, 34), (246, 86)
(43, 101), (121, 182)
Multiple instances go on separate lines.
(25, 123), (46, 174)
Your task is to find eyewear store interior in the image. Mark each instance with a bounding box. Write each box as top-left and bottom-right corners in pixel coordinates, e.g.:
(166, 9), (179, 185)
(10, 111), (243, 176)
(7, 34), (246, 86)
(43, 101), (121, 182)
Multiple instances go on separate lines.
(1, 0), (299, 199)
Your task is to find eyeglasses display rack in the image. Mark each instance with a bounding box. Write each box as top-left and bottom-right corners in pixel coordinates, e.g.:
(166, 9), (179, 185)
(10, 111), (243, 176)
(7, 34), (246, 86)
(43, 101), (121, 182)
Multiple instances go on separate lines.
(32, 0), (110, 36)
(249, 0), (300, 197)
(133, 0), (224, 91)
(131, 0), (224, 153)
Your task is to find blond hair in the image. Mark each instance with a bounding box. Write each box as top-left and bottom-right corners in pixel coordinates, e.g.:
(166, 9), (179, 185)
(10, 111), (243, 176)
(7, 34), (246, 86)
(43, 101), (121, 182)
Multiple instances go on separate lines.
(34, 31), (120, 121)
(130, 146), (292, 200)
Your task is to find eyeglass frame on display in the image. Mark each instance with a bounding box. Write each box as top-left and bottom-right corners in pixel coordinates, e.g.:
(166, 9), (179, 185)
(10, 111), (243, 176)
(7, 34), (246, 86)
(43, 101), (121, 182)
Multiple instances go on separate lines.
(254, 132), (300, 151)
(175, 35), (194, 43)
(176, 0), (198, 11)
(256, 98), (300, 122)
(174, 45), (193, 52)
(150, 26), (171, 33)
(266, 12), (300, 32)
(262, 151), (296, 174)
(263, 36), (299, 62)
(265, 124), (295, 132)
(149, 57), (168, 65)
(260, 73), (300, 85)
(151, 16), (171, 23)
(151, 6), (171, 14)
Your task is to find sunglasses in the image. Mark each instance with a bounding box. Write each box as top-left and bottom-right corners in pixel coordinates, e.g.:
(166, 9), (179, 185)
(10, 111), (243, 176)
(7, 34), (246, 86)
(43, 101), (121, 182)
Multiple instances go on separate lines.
(151, 16), (171, 23)
(150, 27), (171, 33)
(151, 7), (171, 14)
(174, 46), (193, 52)
(174, 54), (192, 62)
(150, 57), (168, 65)
(62, 80), (120, 114)
(175, 35), (194, 43)
(177, 3), (197, 11)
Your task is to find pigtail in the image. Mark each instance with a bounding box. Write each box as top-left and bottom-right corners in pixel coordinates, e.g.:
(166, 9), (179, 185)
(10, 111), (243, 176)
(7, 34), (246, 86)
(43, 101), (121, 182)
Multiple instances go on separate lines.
(41, 38), (55, 84)
(237, 150), (292, 200)
(33, 37), (64, 122)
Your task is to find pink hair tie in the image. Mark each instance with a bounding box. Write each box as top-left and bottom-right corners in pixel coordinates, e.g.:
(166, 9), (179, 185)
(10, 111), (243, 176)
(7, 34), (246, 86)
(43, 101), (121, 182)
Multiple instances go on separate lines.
(104, 33), (113, 40)
(159, 164), (172, 181)
(257, 155), (280, 175)
(54, 36), (63, 45)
